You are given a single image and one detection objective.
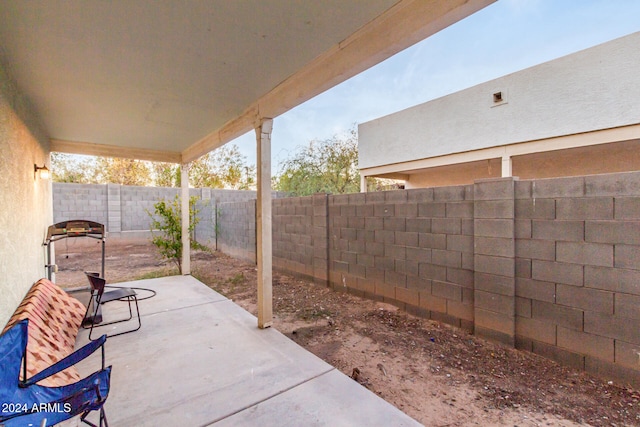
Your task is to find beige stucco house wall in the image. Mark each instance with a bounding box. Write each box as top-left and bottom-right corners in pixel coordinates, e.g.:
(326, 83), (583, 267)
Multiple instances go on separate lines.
(0, 62), (52, 327)
(358, 31), (640, 189)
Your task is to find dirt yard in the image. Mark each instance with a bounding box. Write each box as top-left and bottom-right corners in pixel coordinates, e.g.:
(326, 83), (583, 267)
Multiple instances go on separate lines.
(55, 239), (640, 426)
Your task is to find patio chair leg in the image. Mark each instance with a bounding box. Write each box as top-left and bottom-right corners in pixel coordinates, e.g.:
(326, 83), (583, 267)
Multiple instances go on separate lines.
(88, 295), (141, 340)
(101, 407), (109, 427)
(80, 407), (108, 427)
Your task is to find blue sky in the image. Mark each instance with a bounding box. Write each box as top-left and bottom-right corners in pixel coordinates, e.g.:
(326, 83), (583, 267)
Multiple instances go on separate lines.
(230, 0), (640, 173)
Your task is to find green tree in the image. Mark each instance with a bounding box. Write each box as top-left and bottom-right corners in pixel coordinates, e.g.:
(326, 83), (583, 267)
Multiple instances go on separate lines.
(366, 177), (405, 192)
(189, 144), (255, 189)
(51, 153), (96, 183)
(152, 162), (180, 187)
(275, 127), (359, 196)
(94, 157), (152, 186)
(51, 145), (255, 189)
(148, 195), (208, 274)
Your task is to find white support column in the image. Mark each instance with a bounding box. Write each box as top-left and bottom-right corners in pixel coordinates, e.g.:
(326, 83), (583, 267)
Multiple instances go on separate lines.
(181, 163), (191, 275)
(501, 155), (513, 178)
(256, 118), (274, 329)
(360, 173), (367, 193)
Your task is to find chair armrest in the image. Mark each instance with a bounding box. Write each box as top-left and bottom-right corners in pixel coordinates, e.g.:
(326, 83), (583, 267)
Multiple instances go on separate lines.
(21, 334), (107, 387)
(2, 367), (111, 425)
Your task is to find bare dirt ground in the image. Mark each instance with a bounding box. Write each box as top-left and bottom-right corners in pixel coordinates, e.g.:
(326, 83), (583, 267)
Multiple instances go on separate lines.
(55, 239), (640, 427)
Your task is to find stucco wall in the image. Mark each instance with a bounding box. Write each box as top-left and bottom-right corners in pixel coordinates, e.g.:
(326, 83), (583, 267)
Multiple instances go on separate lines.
(0, 62), (51, 328)
(403, 139), (640, 188)
(404, 159), (502, 188)
(359, 31), (640, 170)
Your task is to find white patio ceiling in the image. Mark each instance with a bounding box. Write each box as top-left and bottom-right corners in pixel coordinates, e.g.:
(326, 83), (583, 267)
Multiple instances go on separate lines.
(0, 0), (493, 164)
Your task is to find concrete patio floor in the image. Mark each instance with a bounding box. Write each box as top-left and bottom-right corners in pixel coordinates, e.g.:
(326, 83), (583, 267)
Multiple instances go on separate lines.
(67, 275), (421, 426)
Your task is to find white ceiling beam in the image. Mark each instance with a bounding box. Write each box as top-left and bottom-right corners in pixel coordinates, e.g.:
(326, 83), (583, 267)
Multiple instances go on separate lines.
(50, 139), (182, 163)
(182, 0), (496, 163)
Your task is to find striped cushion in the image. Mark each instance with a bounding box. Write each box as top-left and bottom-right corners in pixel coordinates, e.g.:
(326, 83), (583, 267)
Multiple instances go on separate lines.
(2, 278), (86, 386)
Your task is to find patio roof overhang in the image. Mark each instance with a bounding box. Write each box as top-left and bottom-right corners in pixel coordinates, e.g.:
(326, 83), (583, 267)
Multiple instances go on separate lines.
(0, 0), (494, 164)
(0, 0), (494, 328)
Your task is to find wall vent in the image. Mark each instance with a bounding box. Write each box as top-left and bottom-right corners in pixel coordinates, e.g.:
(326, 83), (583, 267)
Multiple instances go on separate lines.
(490, 89), (508, 107)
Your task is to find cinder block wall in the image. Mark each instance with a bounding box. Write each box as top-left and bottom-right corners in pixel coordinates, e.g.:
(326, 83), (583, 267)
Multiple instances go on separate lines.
(473, 178), (517, 345)
(53, 184), (108, 226)
(217, 200), (256, 263)
(120, 186), (179, 233)
(53, 174), (640, 386)
(271, 194), (330, 284)
(326, 186), (475, 331)
(272, 196), (316, 279)
(513, 172), (640, 386)
(53, 183), (285, 246)
(215, 171), (640, 387)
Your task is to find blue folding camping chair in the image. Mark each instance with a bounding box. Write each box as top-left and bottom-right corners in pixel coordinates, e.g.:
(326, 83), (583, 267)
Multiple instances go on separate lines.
(0, 319), (111, 427)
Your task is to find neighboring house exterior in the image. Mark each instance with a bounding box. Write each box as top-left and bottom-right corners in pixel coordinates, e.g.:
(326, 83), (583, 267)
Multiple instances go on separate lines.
(358, 32), (640, 189)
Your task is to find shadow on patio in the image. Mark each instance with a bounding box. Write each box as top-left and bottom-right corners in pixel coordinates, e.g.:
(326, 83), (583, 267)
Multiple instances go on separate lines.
(64, 275), (420, 426)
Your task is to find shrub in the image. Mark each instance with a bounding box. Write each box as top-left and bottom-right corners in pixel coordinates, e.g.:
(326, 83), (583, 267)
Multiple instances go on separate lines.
(148, 195), (208, 273)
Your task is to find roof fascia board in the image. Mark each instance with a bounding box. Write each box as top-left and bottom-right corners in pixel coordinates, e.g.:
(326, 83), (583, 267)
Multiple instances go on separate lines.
(50, 139), (182, 163)
(182, 0), (495, 163)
